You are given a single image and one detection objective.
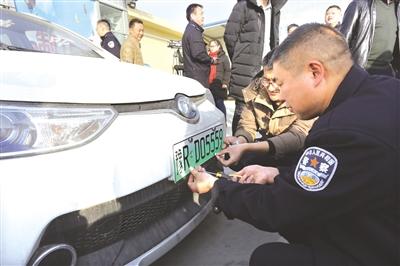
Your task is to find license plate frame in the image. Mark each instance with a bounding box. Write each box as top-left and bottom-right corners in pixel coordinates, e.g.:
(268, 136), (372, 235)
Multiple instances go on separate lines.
(172, 124), (224, 183)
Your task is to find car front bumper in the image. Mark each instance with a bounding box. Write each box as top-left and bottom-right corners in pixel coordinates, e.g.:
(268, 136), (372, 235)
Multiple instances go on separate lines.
(0, 98), (224, 265)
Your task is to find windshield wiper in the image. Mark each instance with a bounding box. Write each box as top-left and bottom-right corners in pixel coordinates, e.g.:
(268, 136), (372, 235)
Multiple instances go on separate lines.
(0, 42), (44, 52)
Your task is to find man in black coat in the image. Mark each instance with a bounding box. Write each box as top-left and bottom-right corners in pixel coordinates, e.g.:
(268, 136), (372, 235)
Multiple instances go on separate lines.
(188, 24), (400, 266)
(182, 3), (215, 88)
(224, 0), (287, 133)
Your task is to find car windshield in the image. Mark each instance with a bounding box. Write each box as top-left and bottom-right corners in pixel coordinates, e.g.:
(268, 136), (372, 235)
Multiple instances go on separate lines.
(0, 9), (101, 58)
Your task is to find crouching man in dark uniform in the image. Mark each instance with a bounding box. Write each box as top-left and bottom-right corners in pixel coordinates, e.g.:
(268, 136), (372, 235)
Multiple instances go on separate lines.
(188, 23), (400, 266)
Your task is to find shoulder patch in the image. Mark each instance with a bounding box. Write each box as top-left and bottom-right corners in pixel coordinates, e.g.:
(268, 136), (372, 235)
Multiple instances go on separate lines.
(294, 146), (338, 192)
(107, 41), (115, 48)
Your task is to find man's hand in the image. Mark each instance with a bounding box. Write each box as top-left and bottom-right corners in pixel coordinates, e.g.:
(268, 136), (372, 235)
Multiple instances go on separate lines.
(223, 136), (247, 148)
(215, 144), (247, 166)
(236, 165), (279, 184)
(187, 167), (218, 194)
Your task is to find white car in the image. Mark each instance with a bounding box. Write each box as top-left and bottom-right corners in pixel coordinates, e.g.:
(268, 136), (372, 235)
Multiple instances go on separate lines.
(0, 9), (225, 266)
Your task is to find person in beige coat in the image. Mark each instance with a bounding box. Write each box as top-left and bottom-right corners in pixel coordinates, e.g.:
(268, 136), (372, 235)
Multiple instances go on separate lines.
(217, 64), (314, 169)
(120, 18), (144, 65)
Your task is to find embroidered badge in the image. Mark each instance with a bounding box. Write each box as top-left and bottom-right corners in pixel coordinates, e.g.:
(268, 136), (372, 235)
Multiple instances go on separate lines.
(107, 41), (115, 48)
(294, 146), (338, 192)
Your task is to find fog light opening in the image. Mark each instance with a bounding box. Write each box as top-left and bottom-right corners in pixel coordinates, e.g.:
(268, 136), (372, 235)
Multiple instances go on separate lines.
(30, 244), (77, 266)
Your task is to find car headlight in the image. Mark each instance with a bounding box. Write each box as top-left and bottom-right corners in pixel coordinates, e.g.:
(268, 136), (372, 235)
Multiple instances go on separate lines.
(0, 103), (117, 159)
(175, 94), (199, 120)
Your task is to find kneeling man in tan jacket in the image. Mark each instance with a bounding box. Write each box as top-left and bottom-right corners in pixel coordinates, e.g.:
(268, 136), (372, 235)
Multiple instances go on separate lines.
(217, 61), (315, 170)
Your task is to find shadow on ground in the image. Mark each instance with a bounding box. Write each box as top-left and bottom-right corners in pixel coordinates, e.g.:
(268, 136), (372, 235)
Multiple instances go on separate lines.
(152, 211), (286, 266)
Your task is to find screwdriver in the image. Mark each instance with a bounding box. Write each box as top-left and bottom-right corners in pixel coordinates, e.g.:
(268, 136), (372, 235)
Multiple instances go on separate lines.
(206, 171), (242, 181)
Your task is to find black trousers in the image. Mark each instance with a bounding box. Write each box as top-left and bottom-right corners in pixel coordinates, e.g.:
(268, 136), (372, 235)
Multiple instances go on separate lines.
(231, 100), (246, 135)
(250, 243), (313, 266)
(250, 242), (355, 266)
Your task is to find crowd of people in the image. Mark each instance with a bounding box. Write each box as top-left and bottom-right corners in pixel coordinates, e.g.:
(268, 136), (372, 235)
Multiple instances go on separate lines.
(96, 1), (399, 265)
(96, 17), (144, 65)
(183, 1), (399, 266)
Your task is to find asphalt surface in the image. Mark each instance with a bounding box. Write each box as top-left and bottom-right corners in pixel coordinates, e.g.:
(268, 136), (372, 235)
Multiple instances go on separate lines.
(152, 211), (286, 266)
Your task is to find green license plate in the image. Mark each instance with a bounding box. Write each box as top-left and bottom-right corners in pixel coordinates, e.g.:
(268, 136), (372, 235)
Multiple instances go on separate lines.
(172, 125), (224, 183)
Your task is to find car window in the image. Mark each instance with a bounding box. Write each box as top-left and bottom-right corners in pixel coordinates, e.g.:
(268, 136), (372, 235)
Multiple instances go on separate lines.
(0, 33), (12, 45)
(0, 9), (102, 58)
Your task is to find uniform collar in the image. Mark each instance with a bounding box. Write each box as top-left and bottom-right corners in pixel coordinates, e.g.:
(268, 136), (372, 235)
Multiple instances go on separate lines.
(100, 31), (111, 41)
(189, 21), (204, 32)
(323, 64), (369, 114)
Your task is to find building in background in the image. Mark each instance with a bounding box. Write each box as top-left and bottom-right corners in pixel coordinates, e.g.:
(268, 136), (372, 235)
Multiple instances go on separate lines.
(0, 0), (15, 9)
(127, 7), (183, 72)
(203, 20), (228, 52)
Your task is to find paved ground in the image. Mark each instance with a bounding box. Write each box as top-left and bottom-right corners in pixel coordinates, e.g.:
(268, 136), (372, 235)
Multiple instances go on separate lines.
(152, 211), (286, 266)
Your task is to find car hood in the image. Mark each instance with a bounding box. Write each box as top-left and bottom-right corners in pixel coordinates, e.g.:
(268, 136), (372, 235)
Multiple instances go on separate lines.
(1, 51), (206, 104)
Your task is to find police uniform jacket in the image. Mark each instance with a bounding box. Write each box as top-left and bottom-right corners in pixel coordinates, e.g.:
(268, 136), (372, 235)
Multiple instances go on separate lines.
(235, 78), (314, 159)
(100, 32), (121, 59)
(213, 65), (400, 265)
(182, 21), (212, 88)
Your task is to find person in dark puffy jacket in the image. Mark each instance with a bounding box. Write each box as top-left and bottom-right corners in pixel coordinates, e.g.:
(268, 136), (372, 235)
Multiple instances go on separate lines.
(224, 0), (287, 134)
(182, 3), (215, 88)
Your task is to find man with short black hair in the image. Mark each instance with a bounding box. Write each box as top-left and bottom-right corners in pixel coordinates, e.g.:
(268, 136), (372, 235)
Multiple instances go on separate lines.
(340, 0), (399, 77)
(324, 5), (342, 30)
(120, 18), (144, 65)
(96, 19), (121, 58)
(188, 23), (399, 266)
(182, 3), (214, 88)
(287, 23), (299, 34)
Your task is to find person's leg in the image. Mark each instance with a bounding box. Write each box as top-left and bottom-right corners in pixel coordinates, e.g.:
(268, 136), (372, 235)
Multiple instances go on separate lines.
(215, 98), (226, 118)
(250, 242), (313, 266)
(231, 100), (245, 135)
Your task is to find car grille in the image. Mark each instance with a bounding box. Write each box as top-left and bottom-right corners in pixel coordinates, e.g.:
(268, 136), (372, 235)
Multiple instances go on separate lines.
(38, 178), (210, 258)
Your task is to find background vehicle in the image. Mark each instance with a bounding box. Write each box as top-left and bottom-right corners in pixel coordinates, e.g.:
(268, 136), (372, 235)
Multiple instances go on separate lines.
(0, 9), (224, 265)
